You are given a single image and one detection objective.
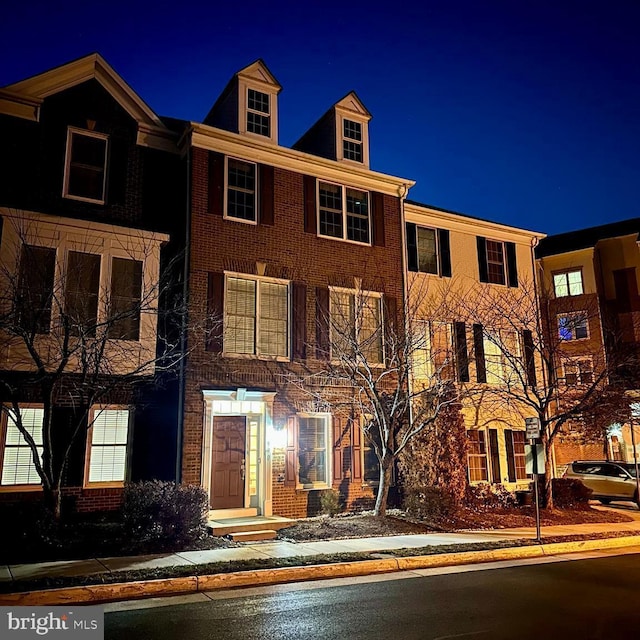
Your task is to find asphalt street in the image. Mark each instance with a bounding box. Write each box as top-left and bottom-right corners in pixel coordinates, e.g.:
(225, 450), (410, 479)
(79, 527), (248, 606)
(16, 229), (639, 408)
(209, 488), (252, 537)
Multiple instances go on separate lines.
(105, 550), (640, 640)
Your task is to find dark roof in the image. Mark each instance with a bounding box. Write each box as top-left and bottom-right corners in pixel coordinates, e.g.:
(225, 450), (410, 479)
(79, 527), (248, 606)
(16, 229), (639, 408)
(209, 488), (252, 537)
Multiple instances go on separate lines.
(536, 218), (640, 258)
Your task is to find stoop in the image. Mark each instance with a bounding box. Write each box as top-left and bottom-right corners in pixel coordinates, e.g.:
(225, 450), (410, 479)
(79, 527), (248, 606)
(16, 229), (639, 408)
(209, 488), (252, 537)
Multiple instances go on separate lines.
(207, 515), (295, 540)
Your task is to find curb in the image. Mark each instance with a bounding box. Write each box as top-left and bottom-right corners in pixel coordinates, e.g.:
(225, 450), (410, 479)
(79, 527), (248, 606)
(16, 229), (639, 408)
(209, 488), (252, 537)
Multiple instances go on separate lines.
(4, 535), (640, 606)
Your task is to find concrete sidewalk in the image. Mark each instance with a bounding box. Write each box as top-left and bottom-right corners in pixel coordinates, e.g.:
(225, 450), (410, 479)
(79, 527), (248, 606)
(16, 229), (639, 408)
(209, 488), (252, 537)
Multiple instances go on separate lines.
(5, 509), (640, 585)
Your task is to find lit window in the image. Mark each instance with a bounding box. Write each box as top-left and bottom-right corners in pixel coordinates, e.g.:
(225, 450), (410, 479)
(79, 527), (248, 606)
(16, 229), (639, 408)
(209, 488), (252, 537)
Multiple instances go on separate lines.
(63, 128), (108, 203)
(1, 407), (43, 486)
(108, 258), (142, 341)
(553, 270), (583, 297)
(482, 330), (521, 385)
(467, 430), (488, 482)
(318, 182), (370, 244)
(226, 159), (257, 223)
(558, 313), (588, 341)
(17, 245), (56, 335)
(342, 119), (362, 162)
(412, 321), (454, 382)
(247, 89), (270, 137)
(224, 275), (289, 358)
(297, 414), (330, 488)
(511, 431), (527, 480)
(86, 408), (129, 485)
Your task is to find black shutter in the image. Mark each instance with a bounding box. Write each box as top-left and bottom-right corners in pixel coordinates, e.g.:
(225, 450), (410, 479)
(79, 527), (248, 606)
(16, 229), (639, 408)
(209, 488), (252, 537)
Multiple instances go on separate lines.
(454, 322), (470, 382)
(292, 282), (307, 360)
(259, 164), (274, 225)
(206, 272), (224, 353)
(304, 175), (317, 233)
(208, 152), (224, 216)
(489, 429), (501, 483)
(505, 429), (516, 483)
(523, 330), (537, 387)
(477, 236), (488, 283)
(473, 323), (487, 383)
(506, 242), (518, 288)
(438, 228), (452, 278)
(372, 192), (385, 247)
(316, 286), (330, 360)
(406, 223), (418, 272)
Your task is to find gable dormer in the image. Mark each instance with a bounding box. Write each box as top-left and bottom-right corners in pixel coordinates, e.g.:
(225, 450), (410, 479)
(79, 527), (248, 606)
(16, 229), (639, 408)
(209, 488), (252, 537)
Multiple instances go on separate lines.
(204, 60), (281, 144)
(293, 91), (371, 168)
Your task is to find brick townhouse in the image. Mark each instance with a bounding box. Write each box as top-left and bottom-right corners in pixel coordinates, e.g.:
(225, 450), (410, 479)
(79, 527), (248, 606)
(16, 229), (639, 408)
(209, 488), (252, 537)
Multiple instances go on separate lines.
(0, 54), (182, 511)
(177, 60), (413, 519)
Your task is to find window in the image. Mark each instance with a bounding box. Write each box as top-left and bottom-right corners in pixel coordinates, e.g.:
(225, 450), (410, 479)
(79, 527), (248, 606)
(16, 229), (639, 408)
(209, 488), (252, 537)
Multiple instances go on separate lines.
(558, 312), (589, 341)
(297, 414), (330, 488)
(85, 408), (129, 485)
(1, 407), (43, 487)
(65, 251), (101, 336)
(224, 275), (289, 358)
(413, 321), (454, 382)
(511, 431), (527, 480)
(483, 333), (504, 385)
(342, 119), (362, 162)
(485, 240), (506, 285)
(553, 270), (583, 297)
(563, 359), (594, 386)
(318, 182), (370, 244)
(226, 158), (257, 223)
(246, 89), (270, 137)
(17, 245), (56, 334)
(413, 227), (437, 274)
(467, 430), (488, 482)
(482, 330), (521, 385)
(330, 289), (383, 364)
(108, 258), (142, 340)
(63, 128), (108, 203)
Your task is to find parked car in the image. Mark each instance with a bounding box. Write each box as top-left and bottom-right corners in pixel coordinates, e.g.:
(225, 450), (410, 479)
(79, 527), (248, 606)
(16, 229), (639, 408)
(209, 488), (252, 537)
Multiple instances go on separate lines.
(564, 461), (640, 507)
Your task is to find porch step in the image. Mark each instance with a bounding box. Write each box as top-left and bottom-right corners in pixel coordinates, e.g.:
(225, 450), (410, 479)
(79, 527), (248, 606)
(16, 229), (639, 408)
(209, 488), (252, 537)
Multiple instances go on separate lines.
(207, 516), (295, 537)
(209, 508), (257, 519)
(229, 529), (278, 542)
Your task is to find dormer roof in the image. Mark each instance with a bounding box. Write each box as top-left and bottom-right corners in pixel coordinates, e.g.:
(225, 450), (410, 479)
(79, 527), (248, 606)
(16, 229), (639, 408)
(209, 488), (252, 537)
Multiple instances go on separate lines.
(334, 91), (371, 120)
(0, 53), (177, 152)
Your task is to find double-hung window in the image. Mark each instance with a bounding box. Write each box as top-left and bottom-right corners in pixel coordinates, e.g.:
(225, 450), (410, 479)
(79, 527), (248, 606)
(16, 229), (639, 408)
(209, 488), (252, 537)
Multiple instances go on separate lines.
(563, 359), (594, 386)
(482, 330), (521, 385)
(558, 312), (589, 341)
(342, 119), (363, 162)
(297, 414), (331, 488)
(318, 182), (370, 244)
(329, 288), (383, 364)
(1, 406), (43, 487)
(65, 251), (101, 336)
(226, 158), (257, 223)
(17, 245), (56, 335)
(246, 89), (271, 137)
(108, 258), (143, 340)
(485, 240), (506, 285)
(467, 430), (488, 482)
(412, 321), (454, 382)
(553, 270), (583, 297)
(224, 275), (289, 358)
(511, 431), (527, 480)
(63, 128), (108, 204)
(85, 407), (130, 485)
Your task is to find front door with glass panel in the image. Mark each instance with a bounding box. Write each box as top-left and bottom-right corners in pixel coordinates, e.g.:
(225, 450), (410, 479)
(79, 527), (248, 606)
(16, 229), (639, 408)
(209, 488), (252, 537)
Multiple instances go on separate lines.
(210, 416), (246, 509)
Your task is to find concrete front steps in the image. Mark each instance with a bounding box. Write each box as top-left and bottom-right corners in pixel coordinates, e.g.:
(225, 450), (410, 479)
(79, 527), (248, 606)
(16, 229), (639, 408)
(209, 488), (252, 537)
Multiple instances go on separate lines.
(207, 514), (295, 541)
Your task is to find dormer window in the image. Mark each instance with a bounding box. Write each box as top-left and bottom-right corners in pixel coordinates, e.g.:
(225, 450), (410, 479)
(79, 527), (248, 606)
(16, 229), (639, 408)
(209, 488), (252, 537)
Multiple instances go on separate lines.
(63, 127), (108, 204)
(247, 89), (270, 137)
(342, 119), (363, 162)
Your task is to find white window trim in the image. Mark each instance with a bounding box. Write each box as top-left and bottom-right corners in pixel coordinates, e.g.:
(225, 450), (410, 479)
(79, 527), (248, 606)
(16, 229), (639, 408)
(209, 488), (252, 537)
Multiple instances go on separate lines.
(0, 404), (44, 492)
(561, 357), (594, 387)
(316, 181), (372, 246)
(223, 157), (258, 225)
(553, 269), (584, 298)
(246, 87), (271, 138)
(412, 320), (453, 381)
(62, 127), (109, 205)
(336, 113), (370, 167)
(484, 238), (507, 287)
(413, 224), (440, 276)
(482, 328), (523, 386)
(329, 286), (384, 366)
(296, 412), (332, 490)
(557, 311), (589, 341)
(223, 272), (291, 361)
(84, 405), (131, 488)
(238, 80), (279, 144)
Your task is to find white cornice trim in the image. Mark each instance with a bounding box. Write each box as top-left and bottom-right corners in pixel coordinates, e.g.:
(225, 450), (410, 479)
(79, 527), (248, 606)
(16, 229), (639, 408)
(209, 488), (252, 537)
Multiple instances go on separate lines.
(190, 124), (415, 197)
(405, 202), (545, 244)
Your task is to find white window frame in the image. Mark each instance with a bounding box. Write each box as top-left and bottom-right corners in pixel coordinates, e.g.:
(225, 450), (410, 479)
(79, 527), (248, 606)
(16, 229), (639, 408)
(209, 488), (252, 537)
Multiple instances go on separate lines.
(317, 181), (371, 245)
(223, 272), (291, 361)
(296, 412), (332, 490)
(484, 239), (507, 286)
(412, 321), (454, 382)
(482, 329), (523, 386)
(553, 269), (584, 298)
(84, 406), (131, 488)
(414, 225), (440, 275)
(329, 286), (384, 366)
(63, 127), (109, 205)
(557, 312), (589, 341)
(336, 113), (370, 166)
(246, 88), (271, 138)
(0, 405), (44, 491)
(341, 118), (363, 163)
(224, 157), (258, 225)
(562, 357), (594, 387)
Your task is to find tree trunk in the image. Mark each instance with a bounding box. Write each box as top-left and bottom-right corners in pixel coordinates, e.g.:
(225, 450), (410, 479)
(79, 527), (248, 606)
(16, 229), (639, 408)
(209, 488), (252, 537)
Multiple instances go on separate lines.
(374, 460), (394, 516)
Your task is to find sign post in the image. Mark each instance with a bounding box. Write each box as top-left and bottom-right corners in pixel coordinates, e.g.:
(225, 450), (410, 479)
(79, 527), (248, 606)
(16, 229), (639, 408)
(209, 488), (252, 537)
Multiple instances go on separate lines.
(525, 417), (542, 543)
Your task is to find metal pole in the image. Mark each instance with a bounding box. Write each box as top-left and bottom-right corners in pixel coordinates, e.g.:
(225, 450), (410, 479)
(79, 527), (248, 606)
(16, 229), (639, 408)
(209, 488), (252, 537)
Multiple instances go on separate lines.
(630, 411), (640, 509)
(532, 438), (542, 543)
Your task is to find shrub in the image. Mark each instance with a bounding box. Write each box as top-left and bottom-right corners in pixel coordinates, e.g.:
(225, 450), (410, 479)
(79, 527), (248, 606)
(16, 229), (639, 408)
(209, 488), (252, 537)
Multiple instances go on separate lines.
(320, 489), (341, 517)
(551, 478), (592, 509)
(122, 481), (208, 547)
(403, 485), (457, 521)
(465, 483), (518, 509)
(0, 502), (60, 562)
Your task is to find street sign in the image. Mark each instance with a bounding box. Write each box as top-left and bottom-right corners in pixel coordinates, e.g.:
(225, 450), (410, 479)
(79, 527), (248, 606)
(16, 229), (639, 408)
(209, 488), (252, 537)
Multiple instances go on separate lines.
(525, 417), (541, 440)
(525, 444), (545, 475)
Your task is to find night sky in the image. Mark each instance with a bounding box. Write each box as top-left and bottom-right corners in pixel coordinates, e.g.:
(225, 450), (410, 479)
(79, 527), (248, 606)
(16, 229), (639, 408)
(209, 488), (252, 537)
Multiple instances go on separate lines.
(2, 0), (639, 236)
